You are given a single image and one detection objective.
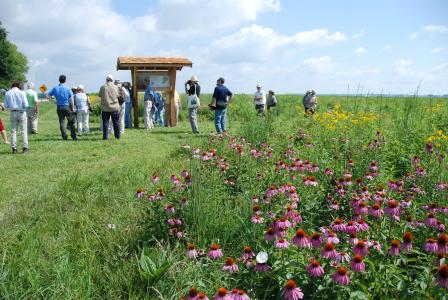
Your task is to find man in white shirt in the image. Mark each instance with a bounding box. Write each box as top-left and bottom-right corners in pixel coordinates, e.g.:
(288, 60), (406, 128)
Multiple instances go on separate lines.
(4, 80), (29, 153)
(253, 84), (266, 117)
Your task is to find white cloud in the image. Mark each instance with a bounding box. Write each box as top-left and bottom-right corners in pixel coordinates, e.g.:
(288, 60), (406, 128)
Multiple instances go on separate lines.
(352, 29), (365, 39)
(392, 59), (414, 76)
(409, 32), (420, 39)
(380, 44), (392, 51)
(352, 47), (366, 56)
(422, 25), (448, 33)
(303, 56), (334, 74)
(431, 46), (447, 54)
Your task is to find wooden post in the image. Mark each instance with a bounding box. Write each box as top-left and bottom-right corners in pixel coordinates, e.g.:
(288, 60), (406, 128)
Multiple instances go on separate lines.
(169, 67), (177, 127)
(131, 67), (139, 128)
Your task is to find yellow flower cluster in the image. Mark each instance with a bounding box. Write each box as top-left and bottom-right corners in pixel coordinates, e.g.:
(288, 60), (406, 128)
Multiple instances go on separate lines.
(424, 103), (445, 113)
(427, 130), (448, 143)
(313, 103), (377, 130)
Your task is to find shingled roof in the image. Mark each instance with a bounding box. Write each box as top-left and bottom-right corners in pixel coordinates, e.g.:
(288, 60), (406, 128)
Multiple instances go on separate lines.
(117, 56), (192, 70)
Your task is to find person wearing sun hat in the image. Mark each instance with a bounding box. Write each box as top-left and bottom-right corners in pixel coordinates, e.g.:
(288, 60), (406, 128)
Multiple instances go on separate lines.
(253, 83), (266, 116)
(185, 75), (201, 133)
(74, 84), (90, 135)
(267, 89), (277, 111)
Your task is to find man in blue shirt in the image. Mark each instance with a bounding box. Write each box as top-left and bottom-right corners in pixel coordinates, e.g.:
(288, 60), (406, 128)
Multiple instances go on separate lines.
(48, 75), (77, 140)
(211, 77), (233, 134)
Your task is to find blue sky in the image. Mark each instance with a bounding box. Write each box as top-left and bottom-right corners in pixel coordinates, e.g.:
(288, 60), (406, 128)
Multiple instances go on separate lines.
(1, 0), (447, 94)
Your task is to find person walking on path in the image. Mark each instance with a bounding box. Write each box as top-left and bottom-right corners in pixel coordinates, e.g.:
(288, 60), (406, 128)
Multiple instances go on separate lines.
(0, 102), (9, 144)
(74, 85), (90, 135)
(267, 89), (277, 111)
(25, 82), (39, 134)
(48, 75), (77, 140)
(99, 74), (120, 140)
(185, 75), (201, 133)
(211, 77), (233, 134)
(253, 84), (266, 116)
(4, 80), (29, 153)
(143, 82), (154, 130)
(303, 89), (318, 115)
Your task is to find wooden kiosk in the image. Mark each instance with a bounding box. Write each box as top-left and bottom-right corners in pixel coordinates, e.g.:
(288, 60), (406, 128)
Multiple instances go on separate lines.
(116, 56), (192, 128)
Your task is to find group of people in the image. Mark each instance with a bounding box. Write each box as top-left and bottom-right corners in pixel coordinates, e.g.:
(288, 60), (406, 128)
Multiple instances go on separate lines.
(0, 73), (319, 153)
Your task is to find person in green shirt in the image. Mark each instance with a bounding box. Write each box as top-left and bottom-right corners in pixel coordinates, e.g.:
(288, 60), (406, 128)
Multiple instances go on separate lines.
(25, 82), (39, 134)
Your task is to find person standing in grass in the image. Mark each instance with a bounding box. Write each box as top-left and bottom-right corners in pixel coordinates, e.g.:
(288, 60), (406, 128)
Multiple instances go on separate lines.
(303, 89), (318, 115)
(143, 82), (155, 130)
(253, 84), (266, 116)
(211, 77), (233, 134)
(185, 75), (201, 133)
(114, 79), (126, 134)
(4, 80), (29, 153)
(99, 74), (120, 140)
(25, 82), (39, 134)
(267, 89), (277, 111)
(48, 75), (77, 141)
(74, 85), (90, 135)
(0, 102), (8, 144)
(153, 90), (165, 126)
(122, 82), (132, 128)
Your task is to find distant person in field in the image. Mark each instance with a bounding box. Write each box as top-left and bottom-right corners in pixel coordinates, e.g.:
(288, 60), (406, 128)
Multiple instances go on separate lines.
(122, 82), (132, 128)
(174, 90), (181, 126)
(4, 80), (29, 153)
(99, 74), (120, 140)
(143, 82), (155, 130)
(153, 90), (165, 126)
(185, 75), (201, 133)
(303, 89), (318, 115)
(74, 85), (90, 135)
(114, 79), (126, 134)
(211, 77), (233, 134)
(267, 89), (277, 110)
(48, 75), (77, 141)
(253, 84), (266, 116)
(25, 82), (39, 134)
(0, 102), (8, 144)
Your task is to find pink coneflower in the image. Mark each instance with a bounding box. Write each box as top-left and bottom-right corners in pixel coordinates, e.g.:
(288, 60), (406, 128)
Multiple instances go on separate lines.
(349, 233), (359, 245)
(282, 280), (304, 300)
(426, 213), (438, 227)
(356, 219), (369, 231)
(322, 243), (337, 259)
(292, 229), (311, 248)
(208, 244), (223, 260)
(214, 287), (231, 300)
(276, 217), (292, 230)
(332, 267), (350, 285)
(165, 204), (175, 214)
(326, 232), (340, 245)
(241, 246), (255, 261)
(355, 201), (369, 215)
(424, 238), (438, 253)
(336, 251), (351, 263)
(187, 243), (198, 259)
(232, 289), (250, 300)
(438, 221), (446, 232)
(135, 188), (145, 198)
(344, 221), (358, 235)
(353, 240), (369, 256)
(350, 255), (365, 272)
(251, 214), (264, 224)
(384, 200), (400, 216)
(389, 240), (400, 256)
(401, 232), (414, 252)
(310, 232), (323, 248)
(332, 218), (346, 232)
(436, 265), (448, 289)
(324, 168), (334, 175)
(264, 227), (276, 241)
(369, 161), (379, 171)
(186, 287), (199, 300)
(222, 257), (239, 273)
(307, 259), (325, 277)
(275, 238), (290, 249)
(330, 200), (340, 210)
(438, 234), (448, 255)
(254, 262), (271, 272)
(151, 175), (160, 184)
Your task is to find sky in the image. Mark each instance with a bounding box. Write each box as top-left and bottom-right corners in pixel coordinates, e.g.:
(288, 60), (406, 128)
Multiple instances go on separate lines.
(1, 0), (447, 94)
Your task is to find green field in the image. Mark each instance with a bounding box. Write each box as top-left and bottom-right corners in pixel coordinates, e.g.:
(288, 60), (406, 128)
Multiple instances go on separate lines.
(1, 94), (447, 299)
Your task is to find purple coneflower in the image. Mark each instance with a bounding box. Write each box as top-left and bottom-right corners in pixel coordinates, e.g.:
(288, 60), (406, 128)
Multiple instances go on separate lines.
(222, 257), (239, 273)
(187, 243), (198, 259)
(208, 244), (223, 260)
(369, 161), (379, 171)
(356, 219), (369, 231)
(424, 238), (438, 253)
(384, 199), (400, 216)
(322, 243), (337, 259)
(186, 287), (199, 300)
(401, 232), (414, 252)
(389, 240), (400, 256)
(276, 217), (292, 230)
(336, 251), (351, 263)
(275, 238), (290, 249)
(165, 204), (175, 214)
(282, 280), (304, 300)
(310, 232), (323, 248)
(264, 227), (276, 241)
(344, 221), (358, 235)
(332, 267), (350, 285)
(214, 287), (231, 300)
(349, 233), (359, 245)
(306, 259), (325, 277)
(241, 246), (255, 261)
(233, 289), (250, 300)
(254, 262), (271, 272)
(135, 188), (145, 198)
(436, 265), (448, 289)
(426, 213), (438, 227)
(326, 232), (340, 245)
(353, 240), (369, 256)
(437, 234), (448, 255)
(151, 175), (160, 184)
(324, 168), (334, 175)
(350, 255), (365, 272)
(292, 229), (310, 248)
(356, 201), (369, 215)
(251, 214), (264, 224)
(332, 218), (346, 232)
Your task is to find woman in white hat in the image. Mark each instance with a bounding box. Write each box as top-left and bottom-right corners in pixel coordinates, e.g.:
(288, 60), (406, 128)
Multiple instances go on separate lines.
(185, 75), (201, 133)
(74, 85), (90, 135)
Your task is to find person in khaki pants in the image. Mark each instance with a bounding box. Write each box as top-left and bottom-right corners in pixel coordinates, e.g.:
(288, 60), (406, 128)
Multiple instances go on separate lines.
(25, 82), (39, 134)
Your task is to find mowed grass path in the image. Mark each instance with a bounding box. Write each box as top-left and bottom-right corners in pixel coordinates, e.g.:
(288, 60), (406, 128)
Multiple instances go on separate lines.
(0, 102), (206, 298)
